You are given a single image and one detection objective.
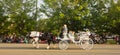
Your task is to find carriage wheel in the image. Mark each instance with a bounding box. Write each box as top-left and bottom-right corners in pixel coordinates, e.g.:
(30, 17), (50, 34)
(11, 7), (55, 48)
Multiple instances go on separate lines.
(80, 38), (94, 50)
(58, 40), (69, 50)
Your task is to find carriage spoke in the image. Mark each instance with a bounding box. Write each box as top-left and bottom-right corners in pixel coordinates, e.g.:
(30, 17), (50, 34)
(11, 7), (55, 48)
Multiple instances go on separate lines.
(58, 40), (69, 50)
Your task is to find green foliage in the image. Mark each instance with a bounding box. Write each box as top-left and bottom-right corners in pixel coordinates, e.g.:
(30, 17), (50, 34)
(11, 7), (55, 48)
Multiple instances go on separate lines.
(38, 0), (120, 35)
(0, 0), (120, 37)
(0, 0), (38, 36)
(40, 0), (91, 32)
(106, 0), (120, 34)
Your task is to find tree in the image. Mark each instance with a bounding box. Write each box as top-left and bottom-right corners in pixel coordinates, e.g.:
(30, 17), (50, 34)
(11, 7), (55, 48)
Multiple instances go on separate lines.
(0, 1), (8, 35)
(107, 0), (120, 34)
(0, 0), (39, 36)
(40, 0), (92, 33)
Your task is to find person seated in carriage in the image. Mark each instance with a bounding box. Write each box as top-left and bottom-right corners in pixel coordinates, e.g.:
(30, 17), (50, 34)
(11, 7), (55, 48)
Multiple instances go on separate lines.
(59, 24), (68, 40)
(68, 31), (75, 42)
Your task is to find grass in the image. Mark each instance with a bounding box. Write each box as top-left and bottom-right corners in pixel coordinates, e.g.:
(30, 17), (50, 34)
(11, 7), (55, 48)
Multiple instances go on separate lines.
(106, 39), (116, 44)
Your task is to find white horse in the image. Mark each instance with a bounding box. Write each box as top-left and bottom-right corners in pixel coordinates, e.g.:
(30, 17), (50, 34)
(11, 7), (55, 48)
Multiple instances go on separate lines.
(29, 31), (40, 48)
(29, 31), (56, 49)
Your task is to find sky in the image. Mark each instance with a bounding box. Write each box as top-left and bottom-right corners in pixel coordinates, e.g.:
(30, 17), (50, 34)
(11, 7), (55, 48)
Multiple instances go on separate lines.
(37, 0), (48, 19)
(38, 0), (44, 7)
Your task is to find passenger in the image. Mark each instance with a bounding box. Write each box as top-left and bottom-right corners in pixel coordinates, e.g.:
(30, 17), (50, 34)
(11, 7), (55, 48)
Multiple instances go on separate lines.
(68, 31), (75, 42)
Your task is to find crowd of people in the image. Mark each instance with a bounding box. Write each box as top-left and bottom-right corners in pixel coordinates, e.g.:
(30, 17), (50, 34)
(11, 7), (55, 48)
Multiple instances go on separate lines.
(0, 34), (28, 43)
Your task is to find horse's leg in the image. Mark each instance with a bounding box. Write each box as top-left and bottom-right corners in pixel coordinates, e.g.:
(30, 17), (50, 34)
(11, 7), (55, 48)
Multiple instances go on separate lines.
(47, 40), (51, 49)
(32, 38), (36, 47)
(34, 37), (39, 48)
(52, 39), (56, 48)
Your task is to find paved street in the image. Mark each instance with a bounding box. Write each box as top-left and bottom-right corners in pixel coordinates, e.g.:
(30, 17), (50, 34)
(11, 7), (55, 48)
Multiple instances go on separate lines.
(0, 43), (120, 55)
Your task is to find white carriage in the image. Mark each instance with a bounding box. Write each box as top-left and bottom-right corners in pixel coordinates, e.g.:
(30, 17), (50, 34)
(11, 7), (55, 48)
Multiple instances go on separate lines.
(58, 31), (94, 50)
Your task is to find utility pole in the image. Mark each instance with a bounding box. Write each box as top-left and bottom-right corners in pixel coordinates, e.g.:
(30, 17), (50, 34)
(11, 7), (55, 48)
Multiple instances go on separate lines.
(35, 0), (38, 20)
(35, 0), (38, 31)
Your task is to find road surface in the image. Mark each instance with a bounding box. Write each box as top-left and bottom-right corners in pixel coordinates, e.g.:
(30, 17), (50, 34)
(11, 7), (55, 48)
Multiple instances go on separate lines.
(0, 43), (120, 55)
